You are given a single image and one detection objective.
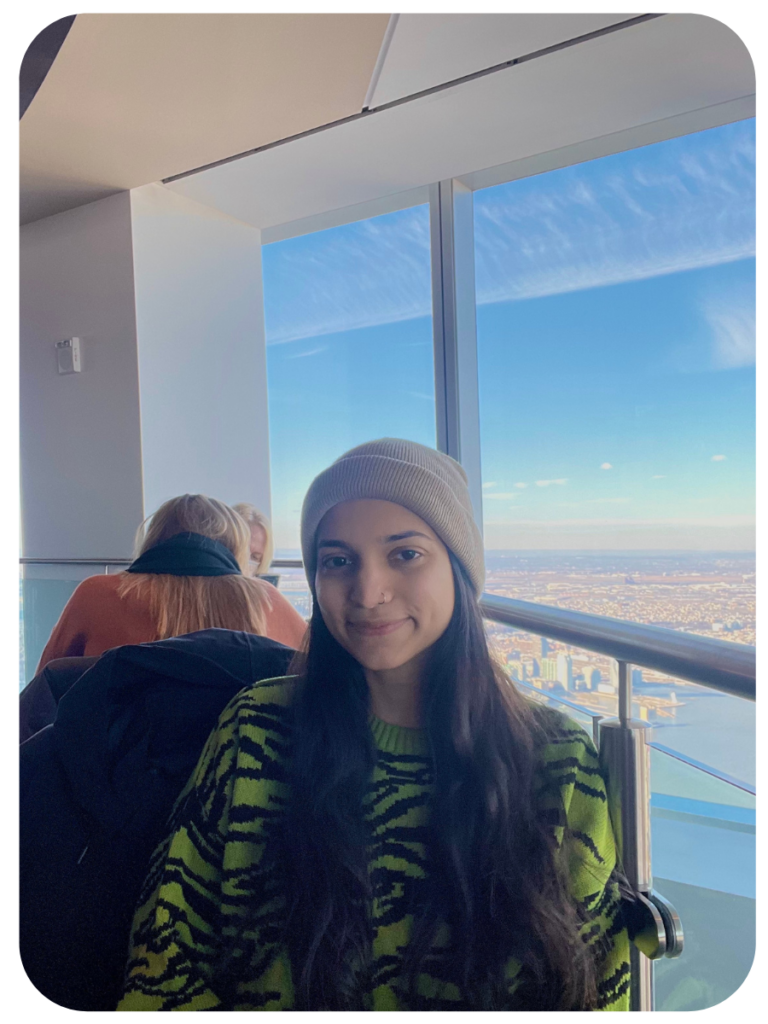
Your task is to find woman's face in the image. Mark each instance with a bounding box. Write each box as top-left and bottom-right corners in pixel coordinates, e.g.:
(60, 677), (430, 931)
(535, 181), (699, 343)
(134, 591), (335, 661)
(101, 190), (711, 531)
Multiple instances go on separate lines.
(315, 499), (455, 677)
(248, 523), (267, 573)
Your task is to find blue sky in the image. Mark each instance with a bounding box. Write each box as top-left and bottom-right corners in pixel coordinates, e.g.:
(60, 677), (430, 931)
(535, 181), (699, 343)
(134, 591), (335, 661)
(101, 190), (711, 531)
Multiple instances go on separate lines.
(263, 119), (755, 551)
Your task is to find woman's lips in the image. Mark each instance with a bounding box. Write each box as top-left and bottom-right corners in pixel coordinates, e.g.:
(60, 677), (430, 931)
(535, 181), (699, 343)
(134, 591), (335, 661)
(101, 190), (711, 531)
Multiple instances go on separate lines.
(348, 617), (409, 637)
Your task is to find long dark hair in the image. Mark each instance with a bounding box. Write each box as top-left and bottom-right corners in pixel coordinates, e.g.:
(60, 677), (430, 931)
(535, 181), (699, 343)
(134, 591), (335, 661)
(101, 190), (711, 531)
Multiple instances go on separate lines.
(223, 554), (600, 1009)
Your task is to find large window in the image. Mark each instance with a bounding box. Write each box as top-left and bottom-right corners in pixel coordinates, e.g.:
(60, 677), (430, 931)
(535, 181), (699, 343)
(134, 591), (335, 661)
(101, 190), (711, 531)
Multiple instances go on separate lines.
(262, 203), (435, 557)
(471, 124), (755, 1010)
(474, 120), (755, 786)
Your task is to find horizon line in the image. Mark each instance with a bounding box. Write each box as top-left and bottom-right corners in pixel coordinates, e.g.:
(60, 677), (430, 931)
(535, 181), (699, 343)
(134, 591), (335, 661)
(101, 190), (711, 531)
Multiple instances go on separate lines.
(273, 547), (756, 557)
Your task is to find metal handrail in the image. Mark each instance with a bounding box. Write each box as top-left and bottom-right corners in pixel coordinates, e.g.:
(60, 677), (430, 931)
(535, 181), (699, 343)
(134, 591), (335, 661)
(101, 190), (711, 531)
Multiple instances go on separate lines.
(20, 556), (306, 568)
(648, 742), (755, 796)
(480, 594), (755, 701)
(19, 557), (133, 565)
(517, 681), (755, 795)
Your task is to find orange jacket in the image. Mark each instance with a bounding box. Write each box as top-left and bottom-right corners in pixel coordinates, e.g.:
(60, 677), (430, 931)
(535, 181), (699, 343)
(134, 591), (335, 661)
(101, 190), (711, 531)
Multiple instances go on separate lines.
(36, 573), (307, 673)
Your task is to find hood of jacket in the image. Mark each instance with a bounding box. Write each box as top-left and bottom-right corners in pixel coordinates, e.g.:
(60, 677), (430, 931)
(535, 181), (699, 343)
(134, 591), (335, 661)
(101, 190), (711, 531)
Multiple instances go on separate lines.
(51, 628), (295, 838)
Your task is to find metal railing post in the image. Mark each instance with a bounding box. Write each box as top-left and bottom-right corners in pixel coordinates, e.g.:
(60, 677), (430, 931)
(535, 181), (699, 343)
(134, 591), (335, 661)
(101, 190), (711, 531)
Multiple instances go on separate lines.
(598, 661), (654, 1011)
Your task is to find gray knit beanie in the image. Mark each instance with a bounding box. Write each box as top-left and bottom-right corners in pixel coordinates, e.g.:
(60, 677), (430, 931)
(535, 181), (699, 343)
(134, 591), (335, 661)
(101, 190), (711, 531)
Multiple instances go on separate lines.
(301, 438), (485, 596)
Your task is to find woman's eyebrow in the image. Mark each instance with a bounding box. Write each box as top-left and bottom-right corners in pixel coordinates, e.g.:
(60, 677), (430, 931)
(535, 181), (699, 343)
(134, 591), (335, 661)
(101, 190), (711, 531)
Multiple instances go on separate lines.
(384, 531), (431, 543)
(318, 532), (430, 549)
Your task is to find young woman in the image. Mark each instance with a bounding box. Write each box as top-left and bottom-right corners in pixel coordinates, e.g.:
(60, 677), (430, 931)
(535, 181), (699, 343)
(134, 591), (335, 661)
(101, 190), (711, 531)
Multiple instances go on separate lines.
(36, 494), (306, 671)
(232, 502), (275, 576)
(119, 441), (630, 1011)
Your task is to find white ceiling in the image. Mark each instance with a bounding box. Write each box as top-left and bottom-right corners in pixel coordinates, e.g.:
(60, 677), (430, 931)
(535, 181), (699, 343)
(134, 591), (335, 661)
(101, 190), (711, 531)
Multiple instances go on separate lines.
(166, 14), (755, 237)
(21, 13), (755, 230)
(367, 13), (640, 107)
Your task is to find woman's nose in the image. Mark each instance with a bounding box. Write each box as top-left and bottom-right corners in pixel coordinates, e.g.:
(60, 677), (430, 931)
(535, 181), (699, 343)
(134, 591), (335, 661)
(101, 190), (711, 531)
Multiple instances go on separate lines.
(350, 563), (391, 608)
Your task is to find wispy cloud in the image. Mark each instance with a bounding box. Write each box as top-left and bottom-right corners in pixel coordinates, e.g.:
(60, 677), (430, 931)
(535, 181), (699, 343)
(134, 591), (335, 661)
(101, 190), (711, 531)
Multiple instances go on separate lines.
(704, 287), (756, 369)
(405, 391), (435, 402)
(482, 481), (498, 489)
(263, 206), (432, 344)
(286, 345), (328, 359)
(262, 121), (754, 346)
(667, 276), (755, 375)
(514, 482), (528, 489)
(535, 479), (568, 487)
(600, 462), (613, 470)
(474, 121), (754, 307)
(484, 492), (521, 500)
(651, 475), (666, 479)
(711, 454), (727, 461)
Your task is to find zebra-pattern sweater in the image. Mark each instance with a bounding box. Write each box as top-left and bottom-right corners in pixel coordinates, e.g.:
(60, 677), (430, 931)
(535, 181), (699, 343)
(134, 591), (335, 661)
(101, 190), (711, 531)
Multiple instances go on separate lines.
(118, 677), (630, 1011)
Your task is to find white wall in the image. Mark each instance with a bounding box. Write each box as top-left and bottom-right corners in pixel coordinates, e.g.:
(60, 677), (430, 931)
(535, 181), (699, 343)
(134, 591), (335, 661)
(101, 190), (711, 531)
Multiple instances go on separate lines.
(20, 191), (144, 558)
(130, 184), (272, 519)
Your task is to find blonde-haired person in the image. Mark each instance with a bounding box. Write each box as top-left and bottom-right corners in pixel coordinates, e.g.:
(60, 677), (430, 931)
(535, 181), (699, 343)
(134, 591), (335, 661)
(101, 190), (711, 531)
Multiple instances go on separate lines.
(36, 495), (307, 672)
(232, 503), (274, 576)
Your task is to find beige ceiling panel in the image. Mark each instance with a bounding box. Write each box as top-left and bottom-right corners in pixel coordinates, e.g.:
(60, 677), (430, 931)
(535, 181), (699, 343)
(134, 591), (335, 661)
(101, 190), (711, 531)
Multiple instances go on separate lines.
(20, 13), (390, 224)
(368, 13), (641, 107)
(167, 14), (754, 233)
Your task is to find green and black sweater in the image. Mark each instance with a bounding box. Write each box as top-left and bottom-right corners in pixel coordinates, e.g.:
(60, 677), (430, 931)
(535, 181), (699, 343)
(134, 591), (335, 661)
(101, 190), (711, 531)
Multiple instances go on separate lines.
(118, 677), (630, 1011)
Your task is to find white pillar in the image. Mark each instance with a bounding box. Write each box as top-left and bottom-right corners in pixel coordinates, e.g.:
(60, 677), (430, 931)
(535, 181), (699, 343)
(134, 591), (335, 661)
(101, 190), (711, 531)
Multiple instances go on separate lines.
(130, 184), (272, 520)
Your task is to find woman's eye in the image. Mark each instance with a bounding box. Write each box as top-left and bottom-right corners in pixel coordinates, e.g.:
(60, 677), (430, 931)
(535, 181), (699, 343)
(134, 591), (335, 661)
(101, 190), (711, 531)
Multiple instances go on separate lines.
(396, 549), (421, 562)
(322, 555), (350, 569)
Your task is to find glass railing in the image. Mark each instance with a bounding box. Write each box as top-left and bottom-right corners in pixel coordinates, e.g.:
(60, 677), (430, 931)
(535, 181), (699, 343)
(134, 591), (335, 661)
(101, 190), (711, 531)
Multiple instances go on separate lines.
(650, 745), (754, 1010)
(19, 559), (132, 687)
(514, 677), (755, 1011)
(270, 559), (311, 618)
(481, 595), (755, 1011)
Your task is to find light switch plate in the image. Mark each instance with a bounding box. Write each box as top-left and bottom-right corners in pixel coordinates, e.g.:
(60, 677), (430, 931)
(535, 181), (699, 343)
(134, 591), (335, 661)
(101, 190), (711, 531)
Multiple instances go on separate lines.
(56, 337), (81, 374)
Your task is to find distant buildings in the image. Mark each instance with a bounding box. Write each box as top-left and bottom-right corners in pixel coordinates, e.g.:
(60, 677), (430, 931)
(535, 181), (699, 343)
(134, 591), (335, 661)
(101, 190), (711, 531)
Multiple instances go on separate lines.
(478, 554), (755, 648)
(541, 657), (558, 681)
(556, 653), (574, 691)
(582, 665), (602, 690)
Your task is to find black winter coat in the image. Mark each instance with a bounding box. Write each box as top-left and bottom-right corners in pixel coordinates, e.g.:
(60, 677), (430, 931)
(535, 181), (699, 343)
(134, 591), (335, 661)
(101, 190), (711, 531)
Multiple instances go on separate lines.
(19, 629), (294, 1011)
(19, 656), (99, 742)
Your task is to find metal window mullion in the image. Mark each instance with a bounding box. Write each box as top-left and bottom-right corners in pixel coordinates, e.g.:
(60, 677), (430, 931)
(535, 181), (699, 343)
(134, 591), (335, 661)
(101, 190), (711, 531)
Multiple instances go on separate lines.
(430, 181), (451, 456)
(430, 180), (484, 530)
